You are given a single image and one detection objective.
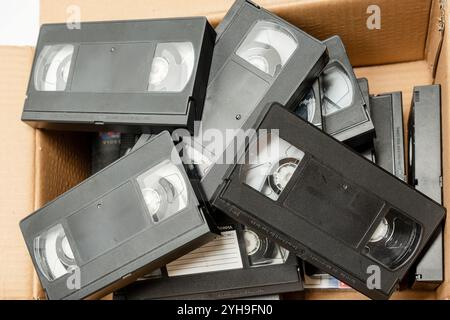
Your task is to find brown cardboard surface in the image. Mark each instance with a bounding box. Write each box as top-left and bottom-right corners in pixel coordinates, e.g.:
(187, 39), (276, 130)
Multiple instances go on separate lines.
(34, 131), (91, 209)
(0, 0), (446, 300)
(303, 289), (437, 300)
(425, 0), (445, 76)
(40, 0), (432, 67)
(0, 47), (36, 299)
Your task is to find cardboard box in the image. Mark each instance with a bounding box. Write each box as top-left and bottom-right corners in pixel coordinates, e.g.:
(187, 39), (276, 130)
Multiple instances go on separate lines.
(0, 0), (448, 299)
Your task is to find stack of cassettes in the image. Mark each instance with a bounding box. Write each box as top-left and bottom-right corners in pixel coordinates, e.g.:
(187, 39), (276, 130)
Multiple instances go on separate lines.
(19, 0), (445, 300)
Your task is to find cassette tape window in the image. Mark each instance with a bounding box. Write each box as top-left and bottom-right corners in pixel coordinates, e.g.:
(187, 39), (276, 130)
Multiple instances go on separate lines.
(34, 224), (77, 281)
(320, 62), (355, 116)
(364, 208), (422, 270)
(136, 160), (188, 224)
(243, 226), (290, 267)
(34, 44), (74, 91)
(236, 21), (297, 77)
(240, 131), (305, 201)
(147, 42), (194, 92)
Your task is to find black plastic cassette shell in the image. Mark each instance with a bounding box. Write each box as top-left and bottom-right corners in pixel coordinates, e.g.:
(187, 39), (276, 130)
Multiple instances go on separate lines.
(20, 132), (216, 300)
(408, 85), (444, 289)
(321, 36), (374, 150)
(115, 214), (302, 300)
(22, 18), (216, 133)
(115, 145), (302, 299)
(210, 0), (327, 107)
(212, 103), (445, 300)
(199, 0), (328, 201)
(370, 92), (406, 181)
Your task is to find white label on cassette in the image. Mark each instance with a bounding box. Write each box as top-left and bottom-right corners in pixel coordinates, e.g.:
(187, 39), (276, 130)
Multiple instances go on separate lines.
(166, 230), (243, 277)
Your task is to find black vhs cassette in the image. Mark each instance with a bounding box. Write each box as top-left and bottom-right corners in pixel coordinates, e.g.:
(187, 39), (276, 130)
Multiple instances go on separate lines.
(22, 18), (216, 132)
(20, 132), (216, 300)
(370, 92), (406, 181)
(115, 212), (302, 300)
(184, 0), (328, 200)
(408, 85), (444, 289)
(211, 103), (445, 300)
(304, 90), (406, 280)
(321, 36), (374, 149)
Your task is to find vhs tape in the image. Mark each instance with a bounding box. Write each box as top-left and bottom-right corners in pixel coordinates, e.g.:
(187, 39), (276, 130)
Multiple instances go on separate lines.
(211, 103), (445, 300)
(408, 85), (444, 289)
(304, 90), (406, 281)
(20, 132), (216, 300)
(185, 0), (328, 200)
(370, 92), (406, 181)
(22, 18), (216, 132)
(115, 212), (302, 300)
(321, 36), (374, 149)
(111, 133), (302, 299)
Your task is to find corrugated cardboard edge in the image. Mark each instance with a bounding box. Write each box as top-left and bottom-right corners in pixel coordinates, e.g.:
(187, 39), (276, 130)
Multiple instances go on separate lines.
(0, 46), (36, 299)
(40, 0), (432, 67)
(434, 0), (450, 301)
(425, 0), (446, 77)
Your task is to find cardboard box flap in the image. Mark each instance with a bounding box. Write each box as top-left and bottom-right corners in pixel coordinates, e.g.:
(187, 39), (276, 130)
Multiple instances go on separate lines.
(0, 47), (36, 299)
(425, 0), (446, 77)
(10, 0), (445, 299)
(40, 0), (432, 67)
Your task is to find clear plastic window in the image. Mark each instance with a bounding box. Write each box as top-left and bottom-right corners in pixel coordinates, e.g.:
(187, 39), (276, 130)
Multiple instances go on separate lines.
(364, 209), (421, 270)
(295, 86), (317, 123)
(136, 160), (188, 223)
(34, 44), (74, 91)
(240, 132), (305, 201)
(320, 63), (354, 116)
(243, 227), (289, 267)
(236, 21), (298, 77)
(33, 224), (78, 281)
(148, 42), (194, 92)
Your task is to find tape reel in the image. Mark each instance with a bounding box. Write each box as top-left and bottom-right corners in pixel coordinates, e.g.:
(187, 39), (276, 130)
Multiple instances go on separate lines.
(137, 160), (188, 223)
(240, 132), (305, 201)
(33, 224), (77, 281)
(148, 42), (195, 92)
(236, 21), (298, 77)
(320, 63), (354, 116)
(365, 209), (421, 269)
(243, 227), (289, 267)
(34, 44), (74, 91)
